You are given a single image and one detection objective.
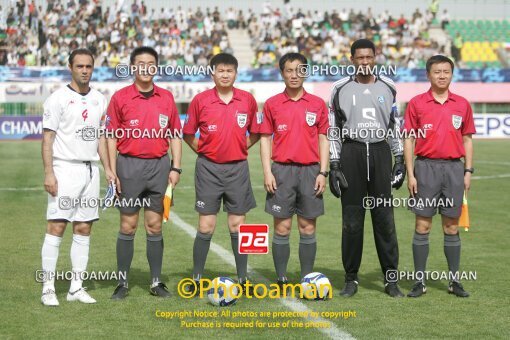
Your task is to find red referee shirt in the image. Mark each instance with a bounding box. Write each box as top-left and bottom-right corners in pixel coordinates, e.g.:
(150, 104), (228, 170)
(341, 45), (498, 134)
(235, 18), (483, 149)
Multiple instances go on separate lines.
(259, 89), (329, 164)
(403, 89), (476, 159)
(182, 87), (258, 163)
(106, 83), (182, 159)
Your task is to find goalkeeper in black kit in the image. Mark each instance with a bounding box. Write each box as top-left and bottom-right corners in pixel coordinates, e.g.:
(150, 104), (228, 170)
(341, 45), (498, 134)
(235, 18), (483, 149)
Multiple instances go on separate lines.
(328, 39), (406, 297)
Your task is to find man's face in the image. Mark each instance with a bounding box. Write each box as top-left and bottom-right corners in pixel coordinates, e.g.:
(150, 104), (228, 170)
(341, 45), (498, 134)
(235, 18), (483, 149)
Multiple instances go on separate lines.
(69, 54), (94, 87)
(132, 53), (157, 83)
(211, 63), (237, 89)
(351, 48), (376, 75)
(281, 59), (305, 90)
(427, 62), (453, 90)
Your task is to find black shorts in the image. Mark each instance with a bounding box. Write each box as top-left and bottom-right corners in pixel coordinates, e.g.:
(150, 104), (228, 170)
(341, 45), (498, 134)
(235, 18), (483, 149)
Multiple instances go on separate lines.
(265, 162), (324, 219)
(194, 155), (256, 215)
(116, 153), (170, 214)
(410, 157), (464, 218)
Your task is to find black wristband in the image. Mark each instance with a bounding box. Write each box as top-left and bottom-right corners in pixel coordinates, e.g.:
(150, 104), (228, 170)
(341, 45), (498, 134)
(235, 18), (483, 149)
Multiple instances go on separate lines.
(170, 167), (182, 174)
(464, 168), (474, 174)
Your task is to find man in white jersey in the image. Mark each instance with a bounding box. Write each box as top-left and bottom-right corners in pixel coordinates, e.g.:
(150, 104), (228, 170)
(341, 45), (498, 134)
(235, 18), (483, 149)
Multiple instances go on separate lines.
(40, 48), (115, 306)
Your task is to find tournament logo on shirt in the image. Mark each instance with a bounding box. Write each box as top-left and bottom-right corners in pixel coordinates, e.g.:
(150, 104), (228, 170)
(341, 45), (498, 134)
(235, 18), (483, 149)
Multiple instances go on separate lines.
(237, 112), (248, 128)
(159, 114), (168, 128)
(305, 111), (317, 126)
(452, 115), (462, 129)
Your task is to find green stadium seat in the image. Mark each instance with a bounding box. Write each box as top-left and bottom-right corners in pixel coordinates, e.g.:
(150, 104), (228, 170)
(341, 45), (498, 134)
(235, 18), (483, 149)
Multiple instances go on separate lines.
(448, 19), (506, 68)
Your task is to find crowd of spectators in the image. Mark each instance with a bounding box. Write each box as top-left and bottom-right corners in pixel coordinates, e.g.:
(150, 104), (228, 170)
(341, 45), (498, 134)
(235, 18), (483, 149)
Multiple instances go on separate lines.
(0, 0), (448, 69)
(248, 2), (446, 68)
(0, 0), (234, 67)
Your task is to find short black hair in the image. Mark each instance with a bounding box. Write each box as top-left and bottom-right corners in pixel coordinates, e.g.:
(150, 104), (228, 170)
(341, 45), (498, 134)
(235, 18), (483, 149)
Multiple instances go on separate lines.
(68, 48), (94, 66)
(130, 46), (158, 65)
(426, 55), (455, 73)
(210, 53), (238, 70)
(350, 39), (376, 57)
(278, 52), (307, 72)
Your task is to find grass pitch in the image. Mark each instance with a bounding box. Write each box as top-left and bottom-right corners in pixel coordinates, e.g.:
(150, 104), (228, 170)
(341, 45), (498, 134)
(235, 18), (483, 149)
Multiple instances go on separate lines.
(0, 140), (509, 339)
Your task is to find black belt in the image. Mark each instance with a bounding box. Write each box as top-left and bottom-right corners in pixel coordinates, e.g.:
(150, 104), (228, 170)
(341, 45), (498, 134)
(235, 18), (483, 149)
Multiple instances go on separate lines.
(119, 153), (168, 160)
(198, 154), (245, 164)
(273, 162), (319, 167)
(416, 156), (461, 162)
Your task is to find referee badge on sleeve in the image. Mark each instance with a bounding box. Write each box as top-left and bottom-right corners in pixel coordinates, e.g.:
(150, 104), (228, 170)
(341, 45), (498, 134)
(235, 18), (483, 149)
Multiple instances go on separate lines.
(305, 111), (317, 126)
(237, 112), (248, 128)
(452, 115), (462, 129)
(159, 114), (168, 128)
(256, 112), (264, 124)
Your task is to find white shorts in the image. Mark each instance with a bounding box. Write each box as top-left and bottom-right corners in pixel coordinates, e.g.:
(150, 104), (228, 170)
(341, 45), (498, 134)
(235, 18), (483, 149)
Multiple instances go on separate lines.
(46, 159), (100, 222)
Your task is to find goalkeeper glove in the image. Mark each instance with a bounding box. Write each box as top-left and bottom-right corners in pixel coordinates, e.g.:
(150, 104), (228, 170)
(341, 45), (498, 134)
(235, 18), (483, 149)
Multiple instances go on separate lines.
(329, 161), (348, 198)
(391, 155), (406, 189)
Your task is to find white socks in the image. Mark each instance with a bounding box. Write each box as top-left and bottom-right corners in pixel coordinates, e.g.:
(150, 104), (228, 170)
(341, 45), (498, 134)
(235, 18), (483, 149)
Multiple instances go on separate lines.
(70, 234), (90, 292)
(41, 233), (91, 293)
(41, 234), (62, 292)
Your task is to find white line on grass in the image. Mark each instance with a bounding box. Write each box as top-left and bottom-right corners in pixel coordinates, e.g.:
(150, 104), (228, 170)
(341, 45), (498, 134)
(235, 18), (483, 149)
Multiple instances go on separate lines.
(171, 212), (355, 340)
(477, 161), (510, 166)
(471, 174), (510, 180)
(2, 172), (509, 192)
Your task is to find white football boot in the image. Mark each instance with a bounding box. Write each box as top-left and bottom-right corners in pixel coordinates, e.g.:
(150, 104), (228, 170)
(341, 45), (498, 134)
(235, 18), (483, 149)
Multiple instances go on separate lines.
(41, 289), (59, 306)
(66, 288), (96, 304)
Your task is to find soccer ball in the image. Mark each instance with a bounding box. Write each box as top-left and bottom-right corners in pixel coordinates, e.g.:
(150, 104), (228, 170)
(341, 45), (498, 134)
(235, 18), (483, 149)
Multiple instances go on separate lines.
(300, 272), (332, 300)
(207, 277), (239, 306)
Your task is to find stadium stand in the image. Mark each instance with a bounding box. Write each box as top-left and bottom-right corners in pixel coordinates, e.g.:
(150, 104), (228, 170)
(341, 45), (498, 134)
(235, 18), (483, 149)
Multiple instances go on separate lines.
(446, 19), (509, 68)
(0, 0), (234, 67)
(0, 1), (508, 69)
(247, 5), (446, 68)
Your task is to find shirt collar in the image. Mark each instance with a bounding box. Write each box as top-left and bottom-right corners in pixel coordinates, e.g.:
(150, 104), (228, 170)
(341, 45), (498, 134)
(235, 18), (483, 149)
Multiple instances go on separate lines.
(129, 83), (161, 99)
(210, 87), (242, 104)
(282, 88), (310, 102)
(425, 88), (456, 103)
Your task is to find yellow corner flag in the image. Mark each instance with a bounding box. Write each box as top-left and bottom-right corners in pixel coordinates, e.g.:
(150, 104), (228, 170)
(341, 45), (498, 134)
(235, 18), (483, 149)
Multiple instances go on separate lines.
(163, 184), (173, 223)
(458, 193), (470, 231)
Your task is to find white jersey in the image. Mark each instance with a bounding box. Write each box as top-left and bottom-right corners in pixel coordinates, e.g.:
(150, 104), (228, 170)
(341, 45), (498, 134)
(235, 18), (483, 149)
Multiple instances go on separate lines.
(42, 85), (107, 162)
